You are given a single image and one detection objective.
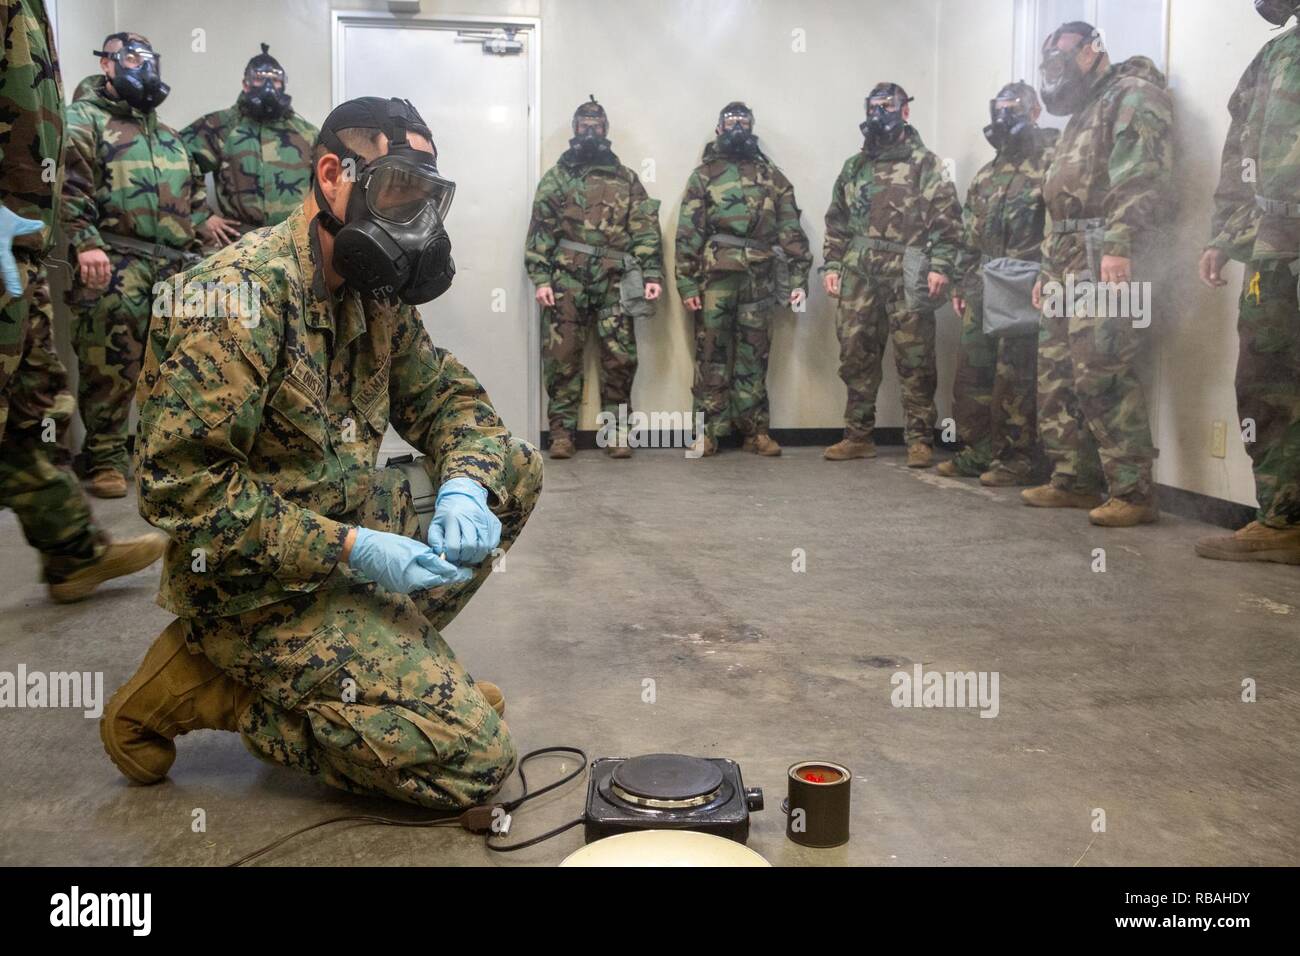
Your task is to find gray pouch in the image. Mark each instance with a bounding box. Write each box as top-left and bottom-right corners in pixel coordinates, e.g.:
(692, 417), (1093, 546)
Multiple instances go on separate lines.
(902, 245), (946, 312)
(771, 246), (793, 302)
(385, 454), (436, 539)
(619, 255), (654, 318)
(981, 257), (1042, 337)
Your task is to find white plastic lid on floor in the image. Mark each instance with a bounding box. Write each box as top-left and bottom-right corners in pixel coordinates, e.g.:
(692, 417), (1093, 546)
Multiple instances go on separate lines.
(560, 830), (771, 867)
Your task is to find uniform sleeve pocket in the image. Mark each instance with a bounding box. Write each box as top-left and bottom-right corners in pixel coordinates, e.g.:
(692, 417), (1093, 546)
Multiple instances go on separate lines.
(164, 344), (260, 430)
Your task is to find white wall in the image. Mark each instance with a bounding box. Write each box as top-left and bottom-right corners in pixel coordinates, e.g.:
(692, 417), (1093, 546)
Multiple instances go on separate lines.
(50, 0), (1266, 505)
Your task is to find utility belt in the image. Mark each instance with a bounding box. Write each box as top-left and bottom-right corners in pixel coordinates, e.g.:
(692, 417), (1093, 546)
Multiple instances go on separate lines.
(708, 232), (794, 306)
(848, 236), (944, 312)
(555, 238), (654, 318)
(100, 232), (203, 268)
(1255, 195), (1300, 219)
(1050, 217), (1106, 282)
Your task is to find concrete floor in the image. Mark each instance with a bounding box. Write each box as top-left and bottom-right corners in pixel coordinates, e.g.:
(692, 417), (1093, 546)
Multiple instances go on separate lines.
(1, 446), (1297, 866)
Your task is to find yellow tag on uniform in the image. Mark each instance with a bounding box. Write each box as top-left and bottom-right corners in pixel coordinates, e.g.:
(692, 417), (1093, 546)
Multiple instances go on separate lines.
(1248, 270), (1262, 304)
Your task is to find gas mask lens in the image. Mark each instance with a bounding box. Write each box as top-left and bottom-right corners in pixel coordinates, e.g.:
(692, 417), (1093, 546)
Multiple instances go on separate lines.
(365, 163), (455, 224)
(118, 44), (158, 71)
(721, 114), (752, 133)
(249, 67), (285, 89)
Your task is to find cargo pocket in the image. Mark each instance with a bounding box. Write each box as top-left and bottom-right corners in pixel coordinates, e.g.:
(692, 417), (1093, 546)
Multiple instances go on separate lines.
(257, 622), (356, 712)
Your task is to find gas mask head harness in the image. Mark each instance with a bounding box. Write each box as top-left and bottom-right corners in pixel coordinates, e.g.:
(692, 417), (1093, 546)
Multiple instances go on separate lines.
(313, 97), (457, 305)
(1256, 0), (1300, 25)
(1039, 22), (1105, 116)
(93, 33), (169, 112)
(716, 102), (758, 158)
(239, 43), (291, 122)
(861, 83), (912, 152)
(984, 81), (1039, 152)
(568, 95), (612, 160)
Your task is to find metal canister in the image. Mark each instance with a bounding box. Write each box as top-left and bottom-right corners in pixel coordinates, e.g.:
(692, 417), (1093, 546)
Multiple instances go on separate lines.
(784, 760), (852, 848)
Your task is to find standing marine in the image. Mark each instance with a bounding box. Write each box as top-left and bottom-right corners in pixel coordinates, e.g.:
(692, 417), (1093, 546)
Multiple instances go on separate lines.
(821, 83), (963, 469)
(526, 96), (663, 459)
(939, 82), (1056, 486)
(1196, 0), (1300, 564)
(675, 101), (811, 458)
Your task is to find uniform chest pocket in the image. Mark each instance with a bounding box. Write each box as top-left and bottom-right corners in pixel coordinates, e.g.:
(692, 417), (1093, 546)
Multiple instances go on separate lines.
(583, 179), (630, 228)
(267, 374), (330, 449)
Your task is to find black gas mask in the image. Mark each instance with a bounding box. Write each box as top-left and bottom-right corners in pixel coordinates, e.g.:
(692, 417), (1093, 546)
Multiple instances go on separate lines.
(861, 84), (911, 153)
(1256, 0), (1300, 25)
(566, 96), (613, 162)
(1039, 24), (1104, 116)
(314, 98), (457, 305)
(716, 103), (758, 158)
(94, 35), (169, 112)
(238, 44), (292, 122)
(983, 82), (1038, 152)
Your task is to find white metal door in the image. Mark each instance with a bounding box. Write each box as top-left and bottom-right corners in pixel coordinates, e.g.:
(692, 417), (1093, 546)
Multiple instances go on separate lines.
(334, 13), (540, 448)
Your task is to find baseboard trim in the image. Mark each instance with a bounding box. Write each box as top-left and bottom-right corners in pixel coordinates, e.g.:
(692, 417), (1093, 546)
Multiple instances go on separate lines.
(541, 428), (1256, 530)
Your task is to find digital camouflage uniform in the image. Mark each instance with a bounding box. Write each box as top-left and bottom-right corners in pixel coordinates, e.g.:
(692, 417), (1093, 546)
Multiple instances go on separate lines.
(134, 205), (541, 808)
(1038, 57), (1174, 503)
(526, 151), (661, 441)
(823, 126), (963, 446)
(181, 102), (318, 230)
(676, 142), (811, 441)
(1208, 25), (1300, 530)
(0, 0), (107, 583)
(949, 127), (1058, 477)
(62, 73), (207, 477)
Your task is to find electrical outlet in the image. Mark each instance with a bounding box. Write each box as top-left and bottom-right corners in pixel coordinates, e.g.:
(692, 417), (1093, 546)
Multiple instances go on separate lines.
(1211, 420), (1227, 459)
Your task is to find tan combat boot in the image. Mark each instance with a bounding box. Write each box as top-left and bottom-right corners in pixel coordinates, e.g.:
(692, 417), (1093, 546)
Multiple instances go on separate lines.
(476, 681), (506, 717)
(101, 620), (256, 785)
(606, 444), (632, 460)
(686, 434), (717, 459)
(936, 460), (961, 477)
(1021, 484), (1105, 509)
(906, 444), (934, 469)
(1089, 498), (1159, 527)
(1195, 521), (1300, 565)
(742, 431), (782, 457)
(980, 465), (1032, 488)
(85, 468), (127, 499)
(48, 532), (168, 604)
(549, 435), (575, 460)
(824, 437), (877, 461)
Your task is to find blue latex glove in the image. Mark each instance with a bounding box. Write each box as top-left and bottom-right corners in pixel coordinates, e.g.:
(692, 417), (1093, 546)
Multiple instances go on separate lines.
(0, 207), (45, 297)
(427, 477), (502, 567)
(349, 527), (472, 594)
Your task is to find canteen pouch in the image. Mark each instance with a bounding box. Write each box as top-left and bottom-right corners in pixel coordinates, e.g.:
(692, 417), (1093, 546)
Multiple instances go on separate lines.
(384, 454), (436, 539)
(619, 255), (654, 318)
(903, 245), (946, 312)
(980, 257), (1042, 337)
(771, 245), (793, 302)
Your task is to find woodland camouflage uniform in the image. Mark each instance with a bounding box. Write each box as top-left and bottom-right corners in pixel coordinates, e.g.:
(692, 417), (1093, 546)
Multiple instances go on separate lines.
(823, 125), (963, 447)
(1207, 25), (1300, 530)
(526, 148), (661, 443)
(949, 126), (1058, 479)
(181, 103), (318, 230)
(1037, 56), (1174, 504)
(0, 0), (108, 583)
(676, 141), (811, 442)
(62, 73), (207, 478)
